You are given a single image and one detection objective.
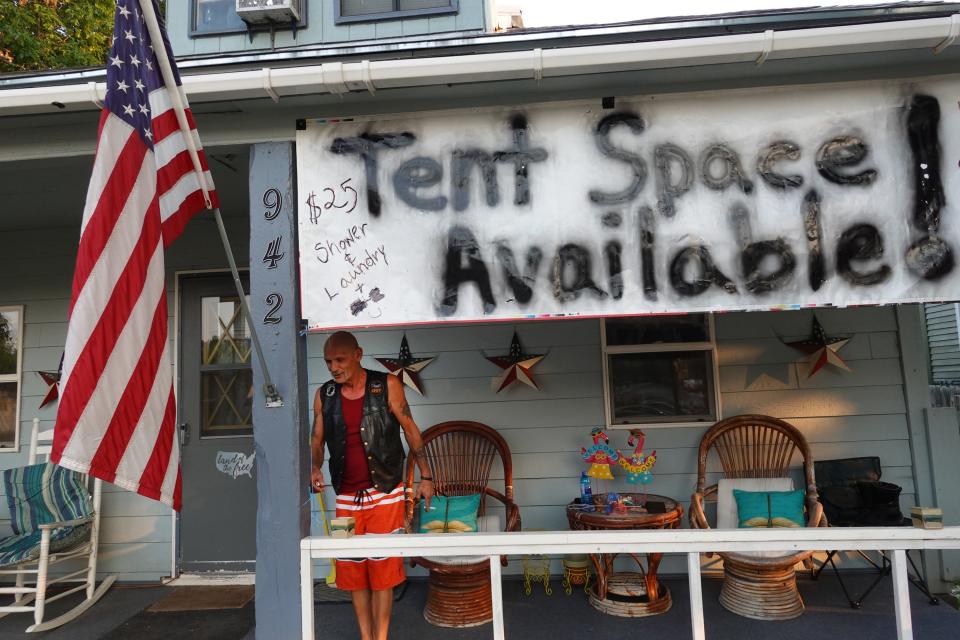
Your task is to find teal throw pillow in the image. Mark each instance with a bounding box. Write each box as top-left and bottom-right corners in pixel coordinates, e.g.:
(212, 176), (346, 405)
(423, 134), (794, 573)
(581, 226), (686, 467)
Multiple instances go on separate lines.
(418, 494), (481, 534)
(733, 489), (805, 528)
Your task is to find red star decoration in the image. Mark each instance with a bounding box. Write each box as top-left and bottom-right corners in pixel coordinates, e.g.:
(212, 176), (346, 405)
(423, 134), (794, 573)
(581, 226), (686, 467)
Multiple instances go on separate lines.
(785, 316), (851, 379)
(375, 335), (435, 396)
(37, 369), (61, 409)
(486, 332), (545, 392)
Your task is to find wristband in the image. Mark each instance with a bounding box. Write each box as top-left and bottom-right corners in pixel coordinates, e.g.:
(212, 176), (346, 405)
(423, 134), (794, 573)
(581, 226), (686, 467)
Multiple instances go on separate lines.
(421, 476), (433, 481)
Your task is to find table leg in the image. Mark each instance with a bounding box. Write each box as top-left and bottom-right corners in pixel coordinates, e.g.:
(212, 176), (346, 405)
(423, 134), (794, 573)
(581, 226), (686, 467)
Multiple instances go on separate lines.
(646, 552), (664, 602)
(589, 554), (611, 600)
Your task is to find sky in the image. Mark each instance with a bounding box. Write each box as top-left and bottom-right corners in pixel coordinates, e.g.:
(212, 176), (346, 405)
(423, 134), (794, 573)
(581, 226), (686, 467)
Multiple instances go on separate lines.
(515, 0), (919, 28)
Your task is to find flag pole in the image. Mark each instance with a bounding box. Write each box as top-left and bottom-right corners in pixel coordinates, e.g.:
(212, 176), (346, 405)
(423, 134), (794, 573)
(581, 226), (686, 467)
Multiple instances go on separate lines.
(138, 0), (283, 408)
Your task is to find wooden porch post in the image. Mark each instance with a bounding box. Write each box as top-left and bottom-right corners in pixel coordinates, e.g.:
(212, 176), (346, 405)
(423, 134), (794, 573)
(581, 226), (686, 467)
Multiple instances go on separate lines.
(249, 142), (311, 638)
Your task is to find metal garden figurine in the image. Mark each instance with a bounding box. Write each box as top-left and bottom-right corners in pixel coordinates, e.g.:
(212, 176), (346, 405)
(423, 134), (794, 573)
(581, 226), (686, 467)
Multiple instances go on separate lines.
(618, 430), (657, 504)
(581, 427), (619, 483)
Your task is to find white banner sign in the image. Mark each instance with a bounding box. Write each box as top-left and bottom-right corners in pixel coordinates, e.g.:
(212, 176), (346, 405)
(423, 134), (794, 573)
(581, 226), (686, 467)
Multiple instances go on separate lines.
(296, 79), (960, 330)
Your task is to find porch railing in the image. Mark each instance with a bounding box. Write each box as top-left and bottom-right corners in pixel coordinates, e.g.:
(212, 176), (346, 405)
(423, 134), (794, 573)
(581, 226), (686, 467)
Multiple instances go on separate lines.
(300, 527), (960, 640)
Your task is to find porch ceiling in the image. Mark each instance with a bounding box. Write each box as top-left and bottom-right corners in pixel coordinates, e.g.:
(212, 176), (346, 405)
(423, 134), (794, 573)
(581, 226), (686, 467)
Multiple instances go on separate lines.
(0, 146), (251, 233)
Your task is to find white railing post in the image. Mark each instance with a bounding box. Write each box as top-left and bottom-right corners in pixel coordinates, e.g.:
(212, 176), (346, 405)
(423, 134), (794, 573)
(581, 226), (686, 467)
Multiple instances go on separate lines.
(489, 555), (505, 640)
(891, 549), (913, 640)
(687, 552), (705, 640)
(301, 545), (315, 640)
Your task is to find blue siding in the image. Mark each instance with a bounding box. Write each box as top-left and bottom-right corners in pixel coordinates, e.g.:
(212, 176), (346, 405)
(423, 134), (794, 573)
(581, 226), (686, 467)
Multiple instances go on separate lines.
(167, 0), (488, 58)
(925, 303), (960, 383)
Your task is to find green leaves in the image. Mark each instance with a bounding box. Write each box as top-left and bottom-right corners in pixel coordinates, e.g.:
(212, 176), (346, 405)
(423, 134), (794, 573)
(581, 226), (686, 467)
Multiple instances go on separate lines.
(0, 0), (116, 72)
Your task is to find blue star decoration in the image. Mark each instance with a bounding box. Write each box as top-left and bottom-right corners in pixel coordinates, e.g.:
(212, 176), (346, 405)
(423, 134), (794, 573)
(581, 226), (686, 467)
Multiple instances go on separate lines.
(485, 332), (545, 392)
(375, 335), (436, 396)
(784, 316), (851, 379)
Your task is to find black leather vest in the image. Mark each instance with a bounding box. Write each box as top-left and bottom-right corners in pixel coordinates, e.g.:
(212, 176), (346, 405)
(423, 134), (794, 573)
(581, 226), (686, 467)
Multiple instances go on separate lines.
(322, 369), (405, 494)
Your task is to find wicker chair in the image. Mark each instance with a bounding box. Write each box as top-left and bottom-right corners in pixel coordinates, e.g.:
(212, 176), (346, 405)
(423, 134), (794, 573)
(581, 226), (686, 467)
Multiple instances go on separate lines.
(689, 415), (826, 620)
(404, 421), (521, 627)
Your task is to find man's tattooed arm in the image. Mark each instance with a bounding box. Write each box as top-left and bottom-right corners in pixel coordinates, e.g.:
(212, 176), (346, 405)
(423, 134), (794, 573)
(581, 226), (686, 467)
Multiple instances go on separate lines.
(388, 375), (432, 479)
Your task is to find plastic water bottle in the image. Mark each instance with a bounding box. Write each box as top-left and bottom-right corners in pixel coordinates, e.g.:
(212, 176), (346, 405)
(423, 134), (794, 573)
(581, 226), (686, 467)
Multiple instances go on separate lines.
(580, 471), (593, 505)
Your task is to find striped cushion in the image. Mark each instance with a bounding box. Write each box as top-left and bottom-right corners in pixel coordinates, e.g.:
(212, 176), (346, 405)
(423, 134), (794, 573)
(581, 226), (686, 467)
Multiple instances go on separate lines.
(3, 463), (91, 535)
(0, 524), (92, 567)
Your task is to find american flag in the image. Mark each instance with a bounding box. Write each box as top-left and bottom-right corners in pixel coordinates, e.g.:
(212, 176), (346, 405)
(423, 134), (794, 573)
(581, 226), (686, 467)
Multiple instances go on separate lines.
(52, 0), (216, 510)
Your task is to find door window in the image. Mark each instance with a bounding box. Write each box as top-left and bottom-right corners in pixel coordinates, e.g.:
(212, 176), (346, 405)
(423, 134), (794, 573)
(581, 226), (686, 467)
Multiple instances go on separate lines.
(200, 296), (253, 437)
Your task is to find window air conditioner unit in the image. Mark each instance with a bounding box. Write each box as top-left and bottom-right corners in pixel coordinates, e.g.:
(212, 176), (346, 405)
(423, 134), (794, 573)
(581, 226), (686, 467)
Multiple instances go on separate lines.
(236, 0), (302, 25)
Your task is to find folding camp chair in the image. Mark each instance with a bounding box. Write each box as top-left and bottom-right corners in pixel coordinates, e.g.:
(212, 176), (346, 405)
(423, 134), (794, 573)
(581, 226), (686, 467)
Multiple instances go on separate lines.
(0, 418), (116, 632)
(811, 456), (938, 609)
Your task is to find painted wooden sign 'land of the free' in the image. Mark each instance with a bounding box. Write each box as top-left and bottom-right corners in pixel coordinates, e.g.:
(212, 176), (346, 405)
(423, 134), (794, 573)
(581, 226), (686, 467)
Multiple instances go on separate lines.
(295, 78), (960, 330)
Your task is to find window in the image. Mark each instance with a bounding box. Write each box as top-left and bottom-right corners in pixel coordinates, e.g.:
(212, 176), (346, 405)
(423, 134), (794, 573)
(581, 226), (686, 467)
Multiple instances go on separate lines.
(191, 0), (307, 36)
(336, 0), (458, 24)
(193, 0), (247, 34)
(601, 314), (720, 427)
(0, 307), (23, 450)
(199, 296), (253, 437)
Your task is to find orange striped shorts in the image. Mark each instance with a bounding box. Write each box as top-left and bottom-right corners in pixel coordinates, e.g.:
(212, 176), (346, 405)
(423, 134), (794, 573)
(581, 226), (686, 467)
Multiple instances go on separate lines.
(334, 484), (406, 591)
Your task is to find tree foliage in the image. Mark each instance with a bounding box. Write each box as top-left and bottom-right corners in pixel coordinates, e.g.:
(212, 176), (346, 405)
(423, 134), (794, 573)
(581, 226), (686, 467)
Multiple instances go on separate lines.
(0, 0), (116, 73)
(0, 312), (17, 376)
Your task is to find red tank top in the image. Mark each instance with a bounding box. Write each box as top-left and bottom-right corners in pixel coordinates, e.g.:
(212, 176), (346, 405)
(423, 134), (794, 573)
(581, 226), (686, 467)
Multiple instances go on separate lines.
(339, 393), (372, 492)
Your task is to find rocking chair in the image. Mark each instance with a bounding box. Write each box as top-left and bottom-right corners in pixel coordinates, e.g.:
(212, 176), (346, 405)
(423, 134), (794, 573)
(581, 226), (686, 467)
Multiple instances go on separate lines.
(404, 421), (521, 627)
(689, 415), (825, 620)
(0, 418), (116, 632)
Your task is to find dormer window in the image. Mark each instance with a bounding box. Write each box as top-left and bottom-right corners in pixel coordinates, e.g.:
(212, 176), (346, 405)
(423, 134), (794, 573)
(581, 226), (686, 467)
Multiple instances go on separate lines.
(335, 0), (458, 24)
(193, 0), (247, 34)
(191, 0), (307, 36)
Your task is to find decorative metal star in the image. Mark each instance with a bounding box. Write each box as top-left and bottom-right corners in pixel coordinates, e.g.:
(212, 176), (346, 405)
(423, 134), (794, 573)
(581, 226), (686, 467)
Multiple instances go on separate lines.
(486, 332), (545, 392)
(375, 335), (435, 396)
(37, 370), (61, 409)
(785, 316), (851, 379)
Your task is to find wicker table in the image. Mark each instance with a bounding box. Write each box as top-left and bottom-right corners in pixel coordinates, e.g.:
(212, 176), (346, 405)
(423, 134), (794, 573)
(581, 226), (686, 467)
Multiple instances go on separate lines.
(566, 494), (683, 617)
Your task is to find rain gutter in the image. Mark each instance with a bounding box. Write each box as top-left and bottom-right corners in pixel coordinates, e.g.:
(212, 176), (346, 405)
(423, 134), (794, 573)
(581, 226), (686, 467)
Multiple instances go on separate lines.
(0, 12), (958, 116)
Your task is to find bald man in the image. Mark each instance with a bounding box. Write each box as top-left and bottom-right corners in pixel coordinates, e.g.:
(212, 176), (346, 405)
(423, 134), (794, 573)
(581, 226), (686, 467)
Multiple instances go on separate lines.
(311, 331), (433, 640)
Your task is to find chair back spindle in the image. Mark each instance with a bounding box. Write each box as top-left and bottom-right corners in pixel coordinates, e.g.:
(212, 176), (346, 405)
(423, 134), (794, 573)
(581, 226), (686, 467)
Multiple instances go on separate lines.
(29, 418), (53, 466)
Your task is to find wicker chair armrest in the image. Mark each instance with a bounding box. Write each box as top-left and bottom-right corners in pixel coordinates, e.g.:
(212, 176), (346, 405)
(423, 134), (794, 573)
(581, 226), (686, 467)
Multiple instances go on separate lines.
(807, 500), (827, 528)
(504, 501), (521, 533)
(689, 492), (711, 530)
(480, 489), (520, 564)
(404, 486), (416, 533)
(484, 487), (508, 503)
(481, 488), (521, 531)
(38, 515), (93, 530)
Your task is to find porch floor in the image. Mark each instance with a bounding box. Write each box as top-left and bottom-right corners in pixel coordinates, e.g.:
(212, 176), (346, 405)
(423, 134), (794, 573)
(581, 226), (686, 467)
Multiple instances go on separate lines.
(0, 572), (955, 639)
